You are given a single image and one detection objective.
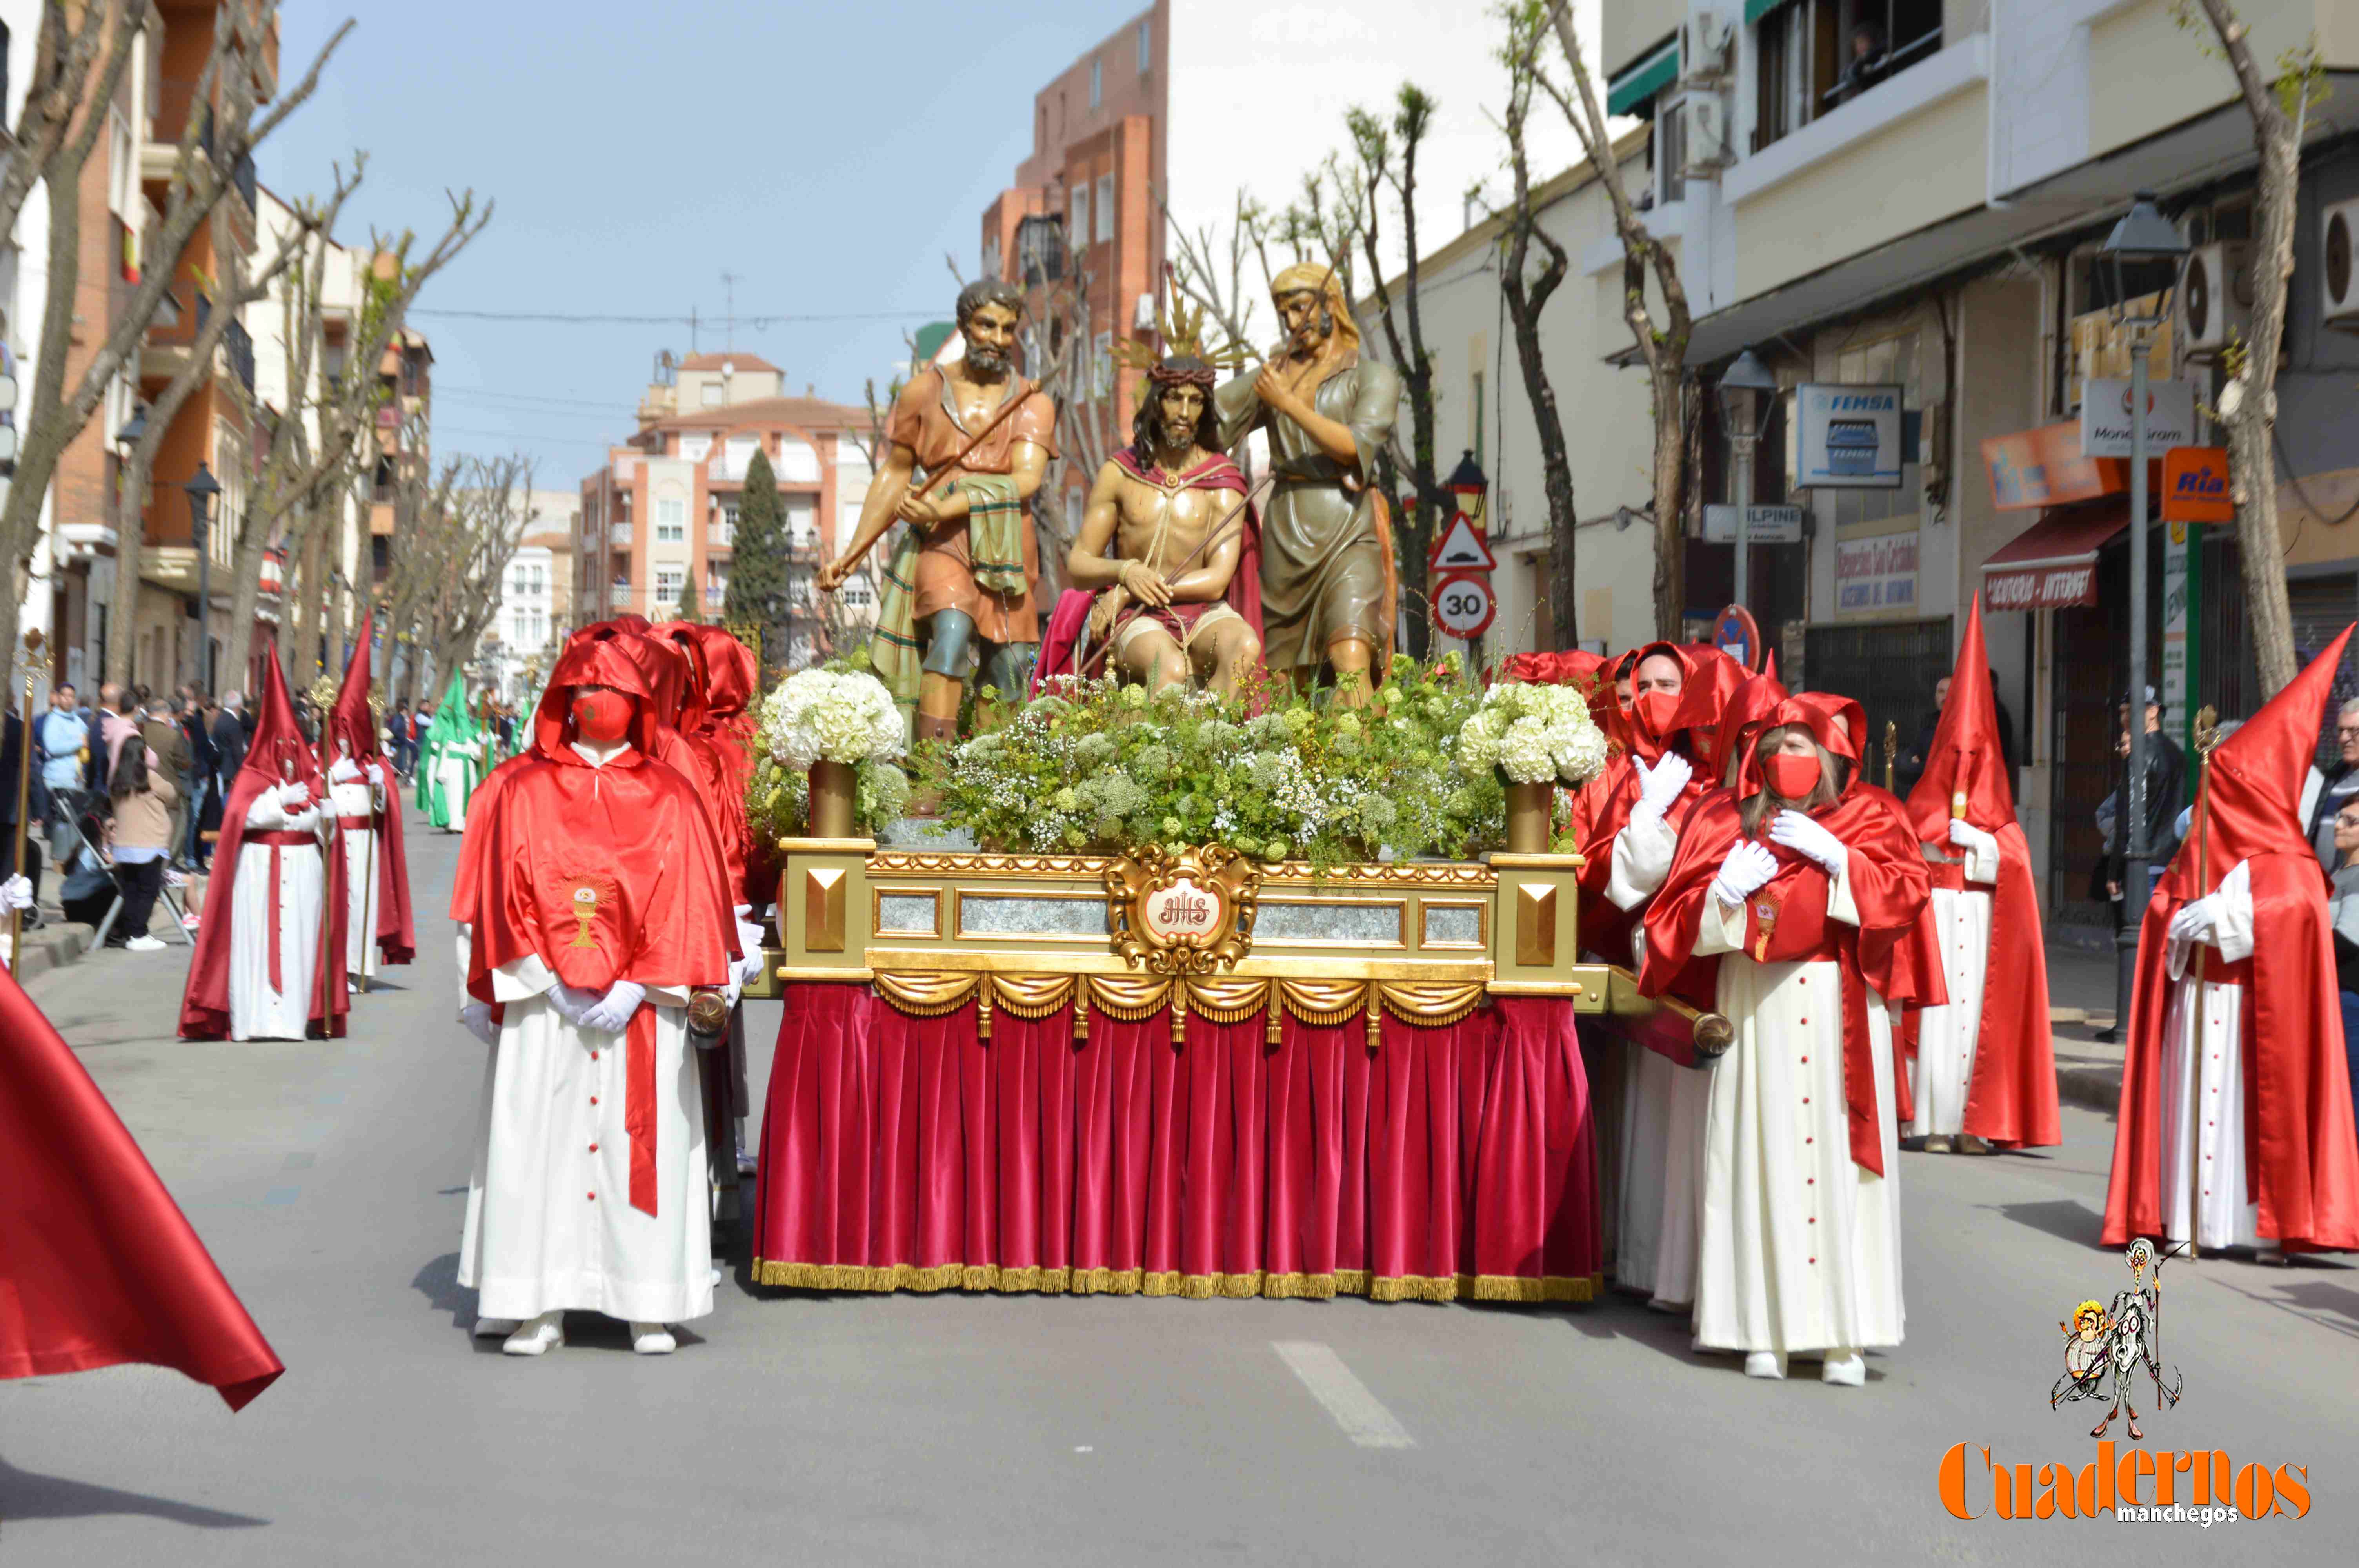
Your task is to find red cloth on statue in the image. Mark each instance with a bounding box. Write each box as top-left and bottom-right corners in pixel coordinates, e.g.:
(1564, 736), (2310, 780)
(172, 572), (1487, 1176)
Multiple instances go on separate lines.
(329, 611), (415, 966)
(2104, 626), (2359, 1251)
(179, 650), (349, 1040)
(1639, 695), (1933, 1175)
(751, 985), (1599, 1299)
(451, 637), (735, 1215)
(1, 964), (283, 1408)
(1903, 595), (2057, 1148)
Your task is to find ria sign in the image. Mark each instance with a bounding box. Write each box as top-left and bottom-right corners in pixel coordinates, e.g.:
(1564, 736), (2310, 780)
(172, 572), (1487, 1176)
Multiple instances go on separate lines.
(2161, 446), (2233, 523)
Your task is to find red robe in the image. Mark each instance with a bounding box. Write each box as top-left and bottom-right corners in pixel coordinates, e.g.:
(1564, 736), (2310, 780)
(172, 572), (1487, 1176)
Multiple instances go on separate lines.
(180, 651), (349, 1040)
(2104, 625), (2359, 1251)
(329, 611), (416, 966)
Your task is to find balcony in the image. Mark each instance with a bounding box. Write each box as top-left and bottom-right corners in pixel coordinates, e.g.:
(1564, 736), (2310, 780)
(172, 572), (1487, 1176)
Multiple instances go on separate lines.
(610, 522), (632, 548)
(140, 281), (211, 381)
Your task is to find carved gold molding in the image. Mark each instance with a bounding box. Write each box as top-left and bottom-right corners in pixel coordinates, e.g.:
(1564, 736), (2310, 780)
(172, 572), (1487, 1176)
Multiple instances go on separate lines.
(1105, 844), (1260, 976)
(805, 867), (848, 953)
(865, 969), (1491, 1044)
(865, 847), (1498, 891)
(1514, 884), (1557, 967)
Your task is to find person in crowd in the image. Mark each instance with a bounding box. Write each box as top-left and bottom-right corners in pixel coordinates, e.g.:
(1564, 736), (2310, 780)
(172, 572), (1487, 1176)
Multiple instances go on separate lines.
(387, 700), (413, 779)
(324, 617), (414, 991)
(420, 673), (488, 832)
(1640, 690), (1929, 1385)
(2330, 802), (2359, 1148)
(1901, 599), (2060, 1156)
(450, 635), (735, 1357)
(2105, 629), (2359, 1261)
(211, 690), (249, 795)
(178, 659), (347, 1042)
(179, 687), (220, 874)
(93, 684), (142, 799)
(1832, 22), (1888, 104)
(35, 682), (90, 868)
(1897, 668), (2017, 800)
(102, 716), (176, 952)
(2306, 697), (2359, 873)
(140, 697), (191, 870)
(2102, 688), (2185, 909)
(0, 702), (43, 926)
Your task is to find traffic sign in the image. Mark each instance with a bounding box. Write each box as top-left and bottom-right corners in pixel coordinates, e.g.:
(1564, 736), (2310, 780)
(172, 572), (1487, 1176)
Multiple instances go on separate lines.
(1712, 604), (1762, 672)
(1428, 513), (1497, 572)
(1431, 572), (1496, 640)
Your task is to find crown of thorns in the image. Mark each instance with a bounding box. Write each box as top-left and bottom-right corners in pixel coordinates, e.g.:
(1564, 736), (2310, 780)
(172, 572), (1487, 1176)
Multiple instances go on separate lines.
(1110, 281), (1250, 381)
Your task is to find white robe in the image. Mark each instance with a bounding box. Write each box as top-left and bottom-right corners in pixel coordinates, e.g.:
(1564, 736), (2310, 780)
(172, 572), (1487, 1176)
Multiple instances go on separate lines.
(2155, 860), (2269, 1250)
(227, 788), (327, 1042)
(1692, 858), (1905, 1356)
(434, 745), (478, 833)
(330, 771), (383, 980)
(455, 740), (715, 1325)
(1605, 808), (1707, 1308)
(1905, 828), (2002, 1139)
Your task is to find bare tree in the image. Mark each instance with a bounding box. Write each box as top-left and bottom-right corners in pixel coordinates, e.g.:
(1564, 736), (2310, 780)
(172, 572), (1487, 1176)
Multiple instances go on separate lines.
(380, 453), (532, 704)
(1541, 1), (1694, 638)
(1491, 1), (1579, 650)
(224, 182), (492, 688)
(1024, 253), (1122, 599)
(1164, 188), (1275, 362)
(2, 1), (354, 694)
(1345, 85), (1442, 659)
(2179, 0), (2323, 694)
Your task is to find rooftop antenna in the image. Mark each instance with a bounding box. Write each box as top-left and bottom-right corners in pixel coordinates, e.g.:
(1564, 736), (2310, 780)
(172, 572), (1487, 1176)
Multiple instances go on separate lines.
(720, 270), (740, 352)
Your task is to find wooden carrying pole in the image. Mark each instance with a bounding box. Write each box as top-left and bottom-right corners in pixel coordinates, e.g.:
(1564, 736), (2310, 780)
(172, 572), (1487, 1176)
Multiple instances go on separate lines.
(2184, 704), (2222, 1259)
(7, 631), (42, 968)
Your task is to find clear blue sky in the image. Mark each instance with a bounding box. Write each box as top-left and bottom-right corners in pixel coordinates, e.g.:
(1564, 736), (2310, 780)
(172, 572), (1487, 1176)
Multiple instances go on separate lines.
(263, 1), (1128, 491)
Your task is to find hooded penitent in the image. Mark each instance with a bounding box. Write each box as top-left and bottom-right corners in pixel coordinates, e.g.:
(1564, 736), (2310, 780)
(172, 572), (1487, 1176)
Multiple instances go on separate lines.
(2103, 626), (2359, 1251)
(661, 623), (762, 903)
(418, 668), (484, 826)
(180, 651), (349, 1040)
(1902, 596), (2057, 1148)
(329, 612), (415, 966)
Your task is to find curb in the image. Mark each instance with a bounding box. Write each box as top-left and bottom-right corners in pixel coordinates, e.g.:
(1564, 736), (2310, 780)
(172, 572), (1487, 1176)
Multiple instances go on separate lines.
(4, 920), (95, 984)
(2057, 1065), (2122, 1116)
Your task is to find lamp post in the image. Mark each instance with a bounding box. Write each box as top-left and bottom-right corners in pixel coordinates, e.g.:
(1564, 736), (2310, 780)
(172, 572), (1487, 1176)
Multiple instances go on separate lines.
(2099, 191), (2191, 1038)
(184, 463), (220, 697)
(1716, 347), (1778, 617)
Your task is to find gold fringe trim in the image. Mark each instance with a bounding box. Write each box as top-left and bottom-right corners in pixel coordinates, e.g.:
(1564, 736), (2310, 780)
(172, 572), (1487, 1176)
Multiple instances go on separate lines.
(1280, 978), (1370, 1027)
(1084, 973), (1172, 1020)
(1376, 981), (1488, 1028)
(872, 971), (980, 1017)
(989, 972), (1077, 1020)
(868, 973), (1499, 1035)
(751, 1258), (1600, 1304)
(1184, 975), (1271, 1025)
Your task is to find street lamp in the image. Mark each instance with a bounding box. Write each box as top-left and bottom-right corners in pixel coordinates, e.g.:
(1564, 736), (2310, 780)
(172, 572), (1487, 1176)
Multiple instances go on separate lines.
(184, 462), (221, 696)
(1716, 346), (1778, 617)
(2098, 191), (2190, 1038)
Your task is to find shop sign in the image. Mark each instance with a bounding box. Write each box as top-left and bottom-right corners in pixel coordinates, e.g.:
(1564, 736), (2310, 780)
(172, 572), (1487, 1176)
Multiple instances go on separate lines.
(1702, 503), (1804, 544)
(1983, 562), (2100, 611)
(1795, 383), (1904, 489)
(2079, 377), (2198, 459)
(2161, 445), (2234, 523)
(1835, 532), (1918, 615)
(1981, 421), (2123, 512)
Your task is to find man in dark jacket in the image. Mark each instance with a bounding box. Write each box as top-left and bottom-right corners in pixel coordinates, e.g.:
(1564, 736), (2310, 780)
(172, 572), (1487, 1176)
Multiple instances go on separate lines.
(179, 688), (219, 869)
(211, 691), (249, 796)
(141, 696), (192, 867)
(2308, 697), (2359, 872)
(2106, 689), (2185, 905)
(1898, 668), (2017, 798)
(0, 707), (44, 922)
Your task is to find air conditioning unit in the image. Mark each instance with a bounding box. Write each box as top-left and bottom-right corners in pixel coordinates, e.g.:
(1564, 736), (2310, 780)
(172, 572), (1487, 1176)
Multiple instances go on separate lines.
(1683, 11), (1734, 82)
(1683, 94), (1728, 176)
(2177, 241), (2253, 357)
(2323, 198), (2359, 332)
(1133, 292), (1157, 332)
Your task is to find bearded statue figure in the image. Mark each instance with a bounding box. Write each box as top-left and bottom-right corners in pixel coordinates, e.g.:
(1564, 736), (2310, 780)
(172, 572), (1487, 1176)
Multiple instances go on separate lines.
(1211, 263), (1400, 705)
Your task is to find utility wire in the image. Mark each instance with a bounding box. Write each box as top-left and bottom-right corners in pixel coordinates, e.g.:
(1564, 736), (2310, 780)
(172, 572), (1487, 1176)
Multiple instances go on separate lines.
(411, 307), (932, 326)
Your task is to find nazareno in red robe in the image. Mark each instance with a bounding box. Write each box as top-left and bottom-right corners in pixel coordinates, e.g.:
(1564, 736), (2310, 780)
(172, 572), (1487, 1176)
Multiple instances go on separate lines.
(1901, 593), (2057, 1147)
(2103, 625), (2359, 1252)
(450, 636), (735, 1214)
(329, 610), (416, 966)
(179, 648), (349, 1040)
(2, 962), (282, 1408)
(1638, 693), (1934, 1174)
(661, 623), (762, 907)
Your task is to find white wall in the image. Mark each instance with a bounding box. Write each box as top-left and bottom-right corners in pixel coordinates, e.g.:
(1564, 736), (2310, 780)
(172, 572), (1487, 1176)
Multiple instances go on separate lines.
(2, 0), (58, 670)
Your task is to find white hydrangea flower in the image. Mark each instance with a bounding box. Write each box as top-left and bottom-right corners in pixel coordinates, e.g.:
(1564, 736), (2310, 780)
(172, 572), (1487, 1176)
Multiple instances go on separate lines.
(762, 668), (904, 766)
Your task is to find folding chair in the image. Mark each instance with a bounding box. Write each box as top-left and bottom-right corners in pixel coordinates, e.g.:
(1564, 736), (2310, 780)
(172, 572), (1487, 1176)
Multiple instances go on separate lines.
(78, 803), (195, 950)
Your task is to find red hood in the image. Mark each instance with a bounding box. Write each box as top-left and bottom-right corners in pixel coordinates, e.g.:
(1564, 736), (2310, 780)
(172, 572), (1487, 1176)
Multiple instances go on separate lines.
(243, 648), (319, 788)
(1628, 641), (1743, 762)
(1706, 671), (1790, 789)
(1905, 594), (2012, 837)
(534, 638), (664, 760)
(328, 611), (380, 762)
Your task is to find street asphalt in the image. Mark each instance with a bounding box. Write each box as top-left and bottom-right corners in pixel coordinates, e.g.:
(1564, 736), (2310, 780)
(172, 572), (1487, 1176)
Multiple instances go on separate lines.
(7, 818), (2357, 1564)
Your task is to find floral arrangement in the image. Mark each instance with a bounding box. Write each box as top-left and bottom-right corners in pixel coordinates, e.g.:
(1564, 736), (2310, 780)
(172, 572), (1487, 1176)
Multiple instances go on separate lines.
(758, 668), (903, 769)
(1454, 677), (1610, 786)
(922, 656), (1502, 867)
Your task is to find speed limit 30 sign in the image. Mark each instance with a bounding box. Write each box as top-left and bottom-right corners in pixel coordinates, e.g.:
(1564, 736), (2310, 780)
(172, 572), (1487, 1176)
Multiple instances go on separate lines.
(1431, 572), (1496, 640)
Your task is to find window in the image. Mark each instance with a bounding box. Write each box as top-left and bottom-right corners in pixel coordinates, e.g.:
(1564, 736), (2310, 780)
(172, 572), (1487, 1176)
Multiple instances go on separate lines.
(1468, 370), (1485, 468)
(1825, 0), (1943, 111)
(700, 381), (724, 407)
(676, 430), (714, 462)
(1069, 183), (1089, 247)
(656, 497), (686, 543)
(511, 568), (529, 595)
(784, 495), (816, 552)
(1654, 96), (1687, 206)
(982, 234), (1003, 281)
(1090, 57), (1102, 109)
(1094, 174), (1114, 245)
(842, 575), (876, 610)
(724, 434), (760, 480)
(712, 498), (740, 545)
(655, 567), (683, 604)
(1016, 214), (1067, 285)
(1137, 19), (1150, 73)
(706, 569), (728, 608)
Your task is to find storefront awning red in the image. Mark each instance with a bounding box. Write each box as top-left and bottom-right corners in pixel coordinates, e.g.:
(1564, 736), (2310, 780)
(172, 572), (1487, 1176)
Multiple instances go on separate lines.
(1980, 505), (2128, 611)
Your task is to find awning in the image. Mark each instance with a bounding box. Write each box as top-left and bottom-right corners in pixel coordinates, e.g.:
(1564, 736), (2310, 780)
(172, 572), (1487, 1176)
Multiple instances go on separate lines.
(1745, 0), (1792, 22)
(1980, 505), (2129, 611)
(1607, 37), (1680, 116)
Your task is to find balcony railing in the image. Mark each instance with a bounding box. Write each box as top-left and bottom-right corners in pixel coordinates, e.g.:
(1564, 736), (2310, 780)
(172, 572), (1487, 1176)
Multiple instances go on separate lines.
(223, 318), (255, 396)
(610, 522), (632, 547)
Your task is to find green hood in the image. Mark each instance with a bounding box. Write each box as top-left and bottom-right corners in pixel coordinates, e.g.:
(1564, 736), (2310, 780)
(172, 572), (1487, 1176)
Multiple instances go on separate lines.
(424, 670), (480, 746)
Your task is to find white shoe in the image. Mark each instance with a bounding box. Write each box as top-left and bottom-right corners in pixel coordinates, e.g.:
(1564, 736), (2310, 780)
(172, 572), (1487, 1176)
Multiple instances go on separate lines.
(347, 978), (362, 994)
(124, 935), (167, 952)
(474, 1316), (520, 1339)
(630, 1322), (676, 1355)
(502, 1311), (564, 1356)
(1744, 1351), (1788, 1380)
(1821, 1350), (1867, 1387)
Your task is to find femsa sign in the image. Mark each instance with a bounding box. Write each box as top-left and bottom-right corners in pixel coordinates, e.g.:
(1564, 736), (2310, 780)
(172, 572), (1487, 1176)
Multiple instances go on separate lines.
(1796, 383), (1903, 490)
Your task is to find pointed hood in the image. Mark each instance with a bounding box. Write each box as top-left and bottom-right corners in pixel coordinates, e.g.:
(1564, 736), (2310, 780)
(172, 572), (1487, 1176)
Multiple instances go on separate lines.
(533, 635), (664, 761)
(2164, 624), (2354, 900)
(241, 651), (317, 787)
(567, 623), (687, 728)
(1653, 642), (1745, 759)
(658, 624), (715, 734)
(424, 668), (478, 746)
(1906, 595), (2012, 838)
(1707, 669), (1790, 790)
(329, 612), (380, 762)
(678, 624), (757, 730)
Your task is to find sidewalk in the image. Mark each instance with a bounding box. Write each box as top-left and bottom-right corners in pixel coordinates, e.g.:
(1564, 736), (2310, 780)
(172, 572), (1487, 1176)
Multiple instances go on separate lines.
(2044, 937), (2126, 1115)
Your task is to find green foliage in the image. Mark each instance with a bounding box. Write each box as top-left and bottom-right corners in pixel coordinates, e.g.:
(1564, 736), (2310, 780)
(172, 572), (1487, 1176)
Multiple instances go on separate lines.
(674, 565), (702, 623)
(918, 655), (1504, 867)
(724, 447), (789, 674)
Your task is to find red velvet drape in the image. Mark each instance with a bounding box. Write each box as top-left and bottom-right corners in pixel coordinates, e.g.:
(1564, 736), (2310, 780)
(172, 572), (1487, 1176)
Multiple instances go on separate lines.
(752, 985), (1599, 1303)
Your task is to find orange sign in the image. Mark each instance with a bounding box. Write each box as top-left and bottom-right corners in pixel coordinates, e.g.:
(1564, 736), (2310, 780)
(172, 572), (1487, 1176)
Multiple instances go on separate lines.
(1981, 421), (2128, 512)
(2161, 445), (2234, 523)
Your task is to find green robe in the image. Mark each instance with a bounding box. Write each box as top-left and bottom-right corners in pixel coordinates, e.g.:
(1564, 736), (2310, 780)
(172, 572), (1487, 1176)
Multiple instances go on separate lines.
(418, 671), (486, 830)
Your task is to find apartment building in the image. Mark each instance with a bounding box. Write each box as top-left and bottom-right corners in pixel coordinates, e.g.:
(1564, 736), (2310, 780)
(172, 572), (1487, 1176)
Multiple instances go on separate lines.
(1, 1), (62, 679)
(483, 488), (577, 701)
(1599, 0), (2359, 930)
(578, 351), (876, 670)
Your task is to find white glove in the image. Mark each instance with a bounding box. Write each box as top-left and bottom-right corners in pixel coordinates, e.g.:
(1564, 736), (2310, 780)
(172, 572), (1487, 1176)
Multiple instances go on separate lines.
(278, 781), (314, 809)
(2167, 896), (2221, 947)
(1710, 840), (1780, 909)
(549, 982), (599, 1027)
(1769, 810), (1848, 877)
(579, 980), (646, 1034)
(329, 757), (363, 784)
(0, 874), (32, 912)
(735, 914), (767, 963)
(460, 1000), (498, 1047)
(1634, 752), (1693, 821)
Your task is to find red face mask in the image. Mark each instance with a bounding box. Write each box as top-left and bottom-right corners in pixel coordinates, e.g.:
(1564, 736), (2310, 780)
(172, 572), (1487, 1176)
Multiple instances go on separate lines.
(1635, 689), (1680, 739)
(1765, 750), (1822, 802)
(572, 690), (633, 744)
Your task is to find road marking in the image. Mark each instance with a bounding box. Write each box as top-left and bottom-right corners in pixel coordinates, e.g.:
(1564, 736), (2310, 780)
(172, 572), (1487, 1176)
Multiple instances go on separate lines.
(1271, 1341), (1414, 1450)
(264, 1187), (301, 1206)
